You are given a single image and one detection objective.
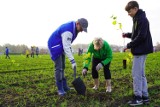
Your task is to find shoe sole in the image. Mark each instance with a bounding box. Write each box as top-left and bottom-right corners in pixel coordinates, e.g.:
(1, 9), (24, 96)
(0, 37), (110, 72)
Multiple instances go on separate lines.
(130, 103), (143, 106)
(106, 91), (111, 93)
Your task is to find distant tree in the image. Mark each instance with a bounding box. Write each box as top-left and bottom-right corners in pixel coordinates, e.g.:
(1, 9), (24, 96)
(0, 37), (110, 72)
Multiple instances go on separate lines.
(71, 44), (124, 53)
(0, 44), (29, 54)
(155, 42), (160, 51)
(0, 45), (3, 53)
(40, 48), (48, 54)
(110, 45), (123, 52)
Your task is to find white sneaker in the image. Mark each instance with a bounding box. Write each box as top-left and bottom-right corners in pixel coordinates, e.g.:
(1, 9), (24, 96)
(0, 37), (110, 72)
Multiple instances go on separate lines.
(106, 86), (112, 92)
(92, 86), (98, 90)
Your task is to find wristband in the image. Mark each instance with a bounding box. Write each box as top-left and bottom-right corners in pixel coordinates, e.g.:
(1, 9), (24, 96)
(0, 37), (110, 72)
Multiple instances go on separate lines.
(70, 59), (75, 64)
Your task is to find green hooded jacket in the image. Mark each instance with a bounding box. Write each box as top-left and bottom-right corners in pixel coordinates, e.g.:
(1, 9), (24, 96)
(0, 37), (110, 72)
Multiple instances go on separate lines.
(83, 40), (112, 69)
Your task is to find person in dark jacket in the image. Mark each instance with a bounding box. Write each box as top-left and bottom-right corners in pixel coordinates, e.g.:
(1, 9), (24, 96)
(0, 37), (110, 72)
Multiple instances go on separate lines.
(35, 47), (39, 57)
(5, 47), (10, 59)
(31, 46), (35, 58)
(122, 1), (153, 106)
(48, 18), (88, 96)
(82, 37), (112, 92)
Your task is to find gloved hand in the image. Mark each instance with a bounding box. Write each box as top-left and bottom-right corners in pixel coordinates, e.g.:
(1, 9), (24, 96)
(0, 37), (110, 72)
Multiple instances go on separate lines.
(71, 62), (77, 70)
(70, 59), (77, 70)
(82, 68), (87, 76)
(122, 33), (128, 38)
(96, 63), (103, 71)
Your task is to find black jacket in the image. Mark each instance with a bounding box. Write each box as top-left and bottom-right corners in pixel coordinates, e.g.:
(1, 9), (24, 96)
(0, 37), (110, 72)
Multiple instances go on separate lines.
(126, 9), (153, 55)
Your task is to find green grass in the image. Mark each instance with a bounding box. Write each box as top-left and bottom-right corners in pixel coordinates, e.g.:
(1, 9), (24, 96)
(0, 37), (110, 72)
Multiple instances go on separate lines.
(0, 52), (160, 107)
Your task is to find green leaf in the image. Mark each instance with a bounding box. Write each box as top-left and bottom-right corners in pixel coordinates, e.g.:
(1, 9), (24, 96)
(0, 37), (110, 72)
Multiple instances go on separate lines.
(113, 16), (117, 20)
(112, 20), (117, 25)
(119, 23), (122, 29)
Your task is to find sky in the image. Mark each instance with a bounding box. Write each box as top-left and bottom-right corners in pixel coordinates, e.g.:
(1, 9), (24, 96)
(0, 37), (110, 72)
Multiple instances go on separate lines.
(0, 0), (160, 48)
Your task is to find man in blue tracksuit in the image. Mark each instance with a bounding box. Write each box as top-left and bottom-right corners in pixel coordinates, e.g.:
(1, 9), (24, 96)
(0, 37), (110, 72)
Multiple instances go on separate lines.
(48, 18), (88, 96)
(5, 47), (10, 59)
(123, 1), (153, 106)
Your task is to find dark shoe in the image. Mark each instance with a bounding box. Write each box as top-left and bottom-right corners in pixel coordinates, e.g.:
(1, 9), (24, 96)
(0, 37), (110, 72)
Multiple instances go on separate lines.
(142, 96), (149, 104)
(129, 95), (143, 106)
(127, 95), (139, 104)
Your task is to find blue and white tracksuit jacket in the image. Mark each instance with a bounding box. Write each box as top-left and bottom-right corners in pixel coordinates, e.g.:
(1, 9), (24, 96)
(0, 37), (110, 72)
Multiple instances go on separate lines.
(48, 21), (77, 61)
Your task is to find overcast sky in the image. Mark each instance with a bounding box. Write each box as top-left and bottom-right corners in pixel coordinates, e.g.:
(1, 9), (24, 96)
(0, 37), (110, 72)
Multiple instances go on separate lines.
(0, 0), (159, 47)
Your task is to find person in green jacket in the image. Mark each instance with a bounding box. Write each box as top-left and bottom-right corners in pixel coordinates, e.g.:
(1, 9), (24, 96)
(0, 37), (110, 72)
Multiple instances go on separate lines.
(82, 37), (113, 92)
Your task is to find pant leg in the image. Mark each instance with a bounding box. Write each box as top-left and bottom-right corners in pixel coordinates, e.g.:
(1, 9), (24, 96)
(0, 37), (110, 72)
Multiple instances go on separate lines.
(132, 55), (146, 97)
(54, 54), (64, 82)
(141, 55), (149, 97)
(61, 53), (65, 79)
(92, 57), (101, 79)
(6, 54), (10, 59)
(103, 62), (111, 80)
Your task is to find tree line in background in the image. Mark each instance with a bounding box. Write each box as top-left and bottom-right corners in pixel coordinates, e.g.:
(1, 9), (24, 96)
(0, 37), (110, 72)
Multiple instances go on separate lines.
(0, 42), (160, 55)
(0, 43), (48, 55)
(154, 42), (160, 51)
(72, 42), (160, 53)
(72, 44), (123, 53)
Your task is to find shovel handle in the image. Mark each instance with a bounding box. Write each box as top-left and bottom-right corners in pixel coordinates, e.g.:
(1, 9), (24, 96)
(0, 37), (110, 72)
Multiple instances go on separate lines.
(73, 66), (76, 79)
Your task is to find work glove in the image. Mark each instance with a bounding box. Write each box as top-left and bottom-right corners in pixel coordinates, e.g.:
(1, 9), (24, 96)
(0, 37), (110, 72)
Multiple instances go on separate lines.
(122, 33), (128, 38)
(96, 63), (103, 71)
(72, 63), (76, 70)
(70, 59), (77, 70)
(82, 68), (87, 76)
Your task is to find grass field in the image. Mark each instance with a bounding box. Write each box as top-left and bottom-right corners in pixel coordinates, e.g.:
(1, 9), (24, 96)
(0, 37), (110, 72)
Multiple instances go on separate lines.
(0, 52), (160, 107)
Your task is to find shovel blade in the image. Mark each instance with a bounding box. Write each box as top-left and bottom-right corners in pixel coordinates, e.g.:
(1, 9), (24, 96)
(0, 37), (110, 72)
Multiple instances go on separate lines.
(72, 77), (86, 96)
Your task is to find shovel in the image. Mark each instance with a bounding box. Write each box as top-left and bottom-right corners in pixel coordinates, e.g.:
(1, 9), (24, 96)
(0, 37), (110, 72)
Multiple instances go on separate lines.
(72, 67), (86, 96)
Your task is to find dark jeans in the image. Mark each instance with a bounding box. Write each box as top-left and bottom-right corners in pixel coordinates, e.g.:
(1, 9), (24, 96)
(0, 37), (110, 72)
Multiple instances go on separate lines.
(92, 57), (111, 80)
(5, 54), (10, 59)
(53, 53), (65, 82)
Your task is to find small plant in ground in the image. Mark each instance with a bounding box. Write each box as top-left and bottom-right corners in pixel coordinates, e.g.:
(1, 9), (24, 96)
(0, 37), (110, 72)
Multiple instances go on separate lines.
(110, 15), (133, 69)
